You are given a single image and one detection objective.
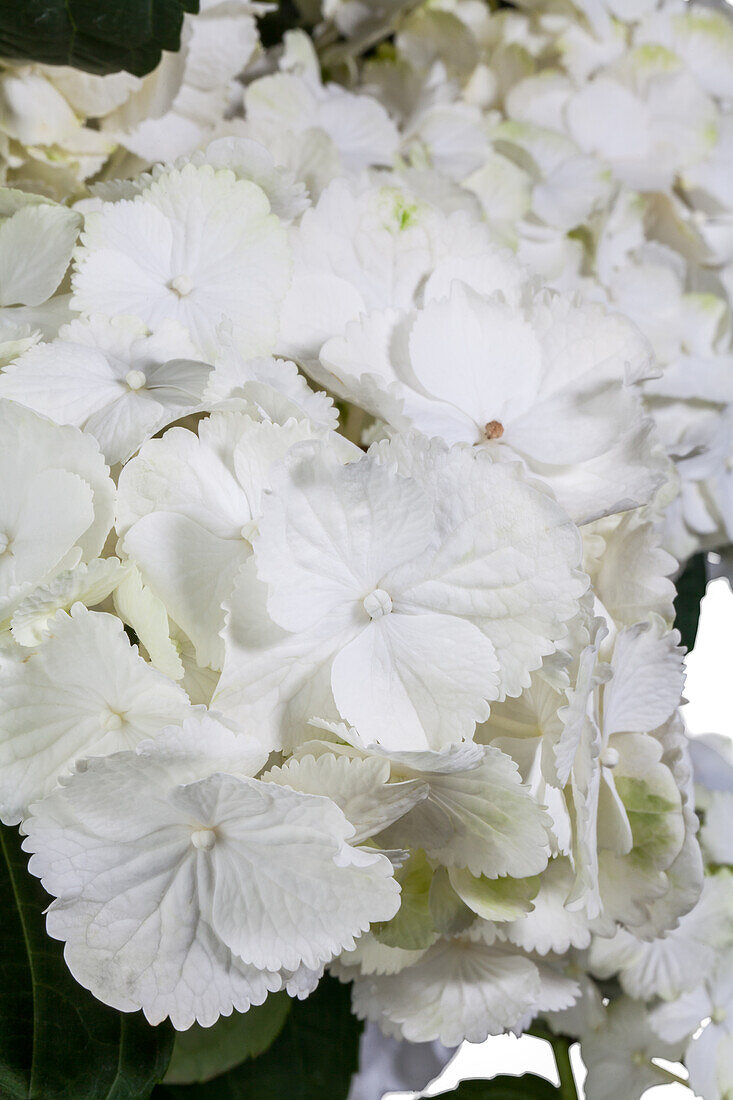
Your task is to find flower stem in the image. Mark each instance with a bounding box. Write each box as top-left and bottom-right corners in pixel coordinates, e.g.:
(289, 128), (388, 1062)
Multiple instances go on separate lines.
(528, 1026), (578, 1099)
(654, 1064), (691, 1089)
(552, 1035), (578, 1100)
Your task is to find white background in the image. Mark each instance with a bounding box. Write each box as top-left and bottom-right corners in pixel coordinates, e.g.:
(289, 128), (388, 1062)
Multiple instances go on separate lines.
(387, 578), (733, 1099)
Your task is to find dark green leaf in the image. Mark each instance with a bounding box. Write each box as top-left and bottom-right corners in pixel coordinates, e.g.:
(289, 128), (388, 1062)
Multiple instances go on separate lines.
(674, 552), (708, 652)
(0, 821), (174, 1100)
(163, 994), (291, 1084)
(432, 1074), (559, 1098)
(153, 976), (362, 1099)
(258, 0), (306, 49)
(0, 0), (199, 77)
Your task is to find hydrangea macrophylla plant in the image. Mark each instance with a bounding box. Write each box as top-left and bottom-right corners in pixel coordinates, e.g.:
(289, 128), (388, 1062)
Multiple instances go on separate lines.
(1, 0), (733, 1098)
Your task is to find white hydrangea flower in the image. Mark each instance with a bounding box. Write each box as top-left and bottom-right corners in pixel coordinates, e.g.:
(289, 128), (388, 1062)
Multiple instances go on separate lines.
(502, 857), (593, 956)
(332, 932), (429, 981)
(276, 175), (503, 364)
(186, 136), (310, 223)
(346, 1021), (455, 1100)
(296, 722), (553, 879)
(99, 0), (264, 164)
(346, 936), (542, 1045)
(0, 188), (80, 309)
(581, 509), (676, 629)
(563, 617), (688, 922)
(581, 997), (685, 1100)
(0, 313), (40, 368)
(635, 2), (733, 101)
(11, 0), (264, 187)
(320, 278), (668, 524)
(0, 64), (119, 195)
(0, 315), (211, 465)
(23, 714), (400, 1028)
(0, 604), (190, 824)
(1, 0), (731, 1065)
(476, 661), (577, 859)
(565, 44), (718, 191)
(215, 435), (586, 750)
(71, 164), (291, 360)
(651, 950), (733, 1100)
(589, 875), (733, 1002)
(203, 341), (338, 431)
(0, 400), (114, 626)
(701, 791), (733, 865)
(111, 562), (185, 682)
(0, 66), (86, 148)
(117, 411), (353, 669)
(243, 34), (399, 186)
(262, 751), (430, 846)
(10, 557), (127, 647)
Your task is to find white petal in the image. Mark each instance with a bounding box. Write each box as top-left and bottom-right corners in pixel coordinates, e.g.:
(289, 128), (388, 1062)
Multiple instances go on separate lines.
(700, 791), (733, 865)
(215, 559), (353, 752)
(24, 753), (280, 1029)
(72, 165), (291, 359)
(580, 998), (686, 1100)
(0, 203), (80, 307)
(116, 418), (253, 540)
(202, 775), (400, 971)
(382, 439), (587, 699)
(602, 621), (684, 737)
(253, 443), (435, 634)
(0, 402), (114, 611)
(0, 339), (127, 427)
(331, 613), (499, 750)
(10, 557), (127, 647)
(206, 349), (337, 431)
(23, 737), (399, 1023)
(333, 932), (428, 978)
(379, 744), (551, 879)
(503, 857), (592, 955)
(407, 283), (543, 444)
(0, 468), (94, 614)
(0, 605), (189, 824)
(589, 876), (733, 1001)
(263, 752), (428, 845)
(123, 511), (249, 670)
(350, 939), (541, 1045)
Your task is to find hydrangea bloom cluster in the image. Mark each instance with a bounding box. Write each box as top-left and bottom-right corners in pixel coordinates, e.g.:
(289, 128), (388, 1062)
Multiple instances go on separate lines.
(1, 1), (732, 1096)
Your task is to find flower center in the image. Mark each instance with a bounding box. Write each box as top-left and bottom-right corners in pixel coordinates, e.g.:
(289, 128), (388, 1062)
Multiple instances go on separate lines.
(101, 709), (125, 732)
(484, 420), (504, 440)
(631, 1050), (647, 1067)
(601, 747), (620, 769)
(363, 588), (393, 619)
(240, 520), (258, 542)
(191, 827), (217, 851)
(0, 532), (9, 556)
(125, 369), (147, 391)
(713, 1005), (728, 1024)
(170, 274), (193, 297)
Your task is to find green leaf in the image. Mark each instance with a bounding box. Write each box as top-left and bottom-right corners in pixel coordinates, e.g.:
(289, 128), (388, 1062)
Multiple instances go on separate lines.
(163, 995), (291, 1084)
(0, 0), (199, 78)
(673, 552), (707, 652)
(153, 976), (362, 1100)
(0, 821), (174, 1100)
(432, 1074), (559, 1098)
